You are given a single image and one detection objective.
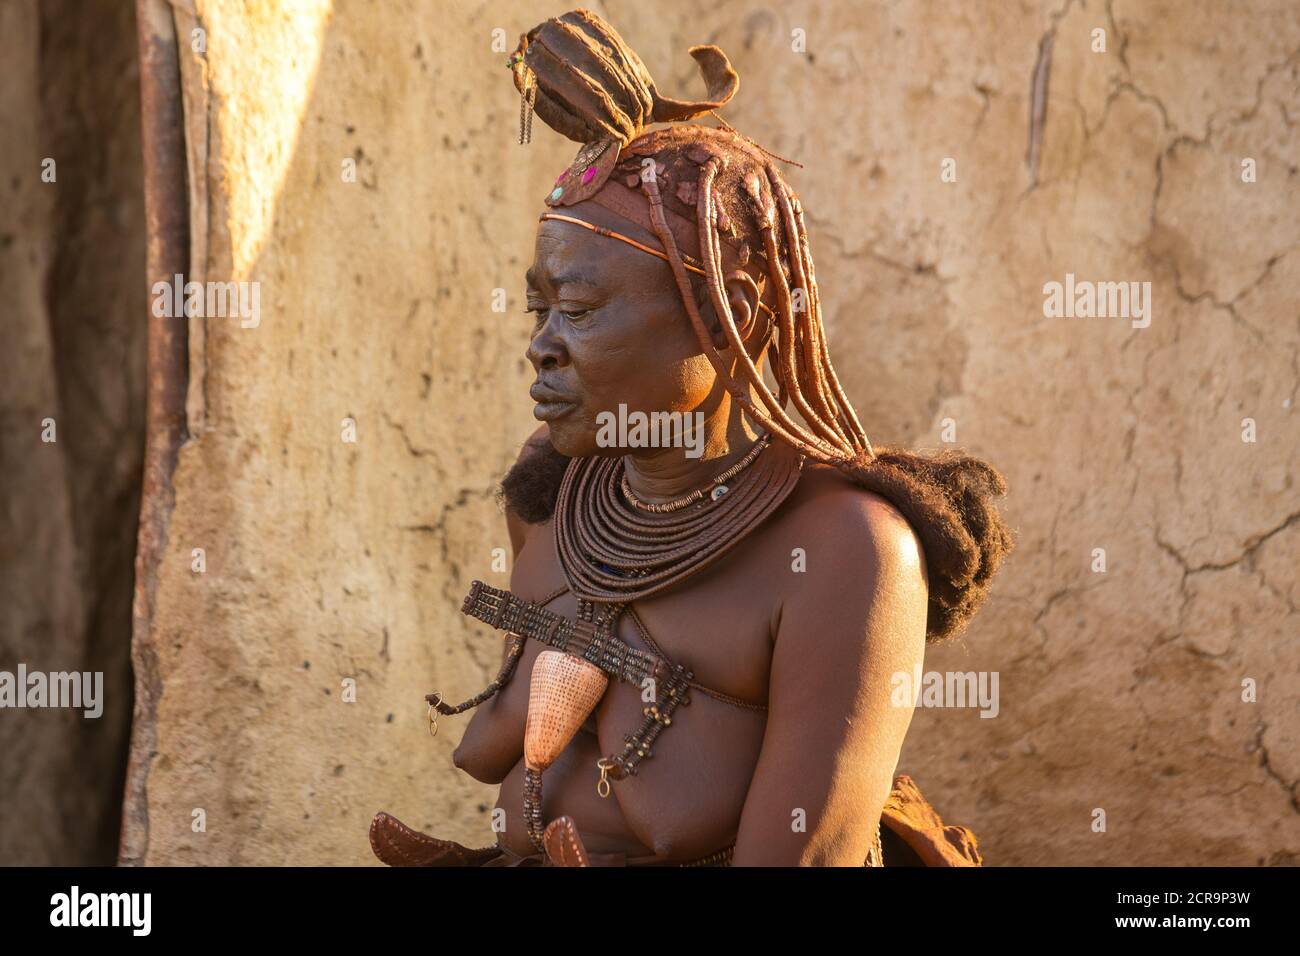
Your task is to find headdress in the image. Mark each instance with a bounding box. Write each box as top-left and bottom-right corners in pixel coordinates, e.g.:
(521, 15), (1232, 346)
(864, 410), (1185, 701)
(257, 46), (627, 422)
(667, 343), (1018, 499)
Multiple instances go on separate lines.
(507, 8), (739, 203)
(508, 10), (765, 279)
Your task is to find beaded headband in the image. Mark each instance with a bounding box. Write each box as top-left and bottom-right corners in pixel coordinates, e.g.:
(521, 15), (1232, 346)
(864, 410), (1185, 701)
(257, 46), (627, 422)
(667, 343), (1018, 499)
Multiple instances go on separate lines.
(538, 139), (765, 268)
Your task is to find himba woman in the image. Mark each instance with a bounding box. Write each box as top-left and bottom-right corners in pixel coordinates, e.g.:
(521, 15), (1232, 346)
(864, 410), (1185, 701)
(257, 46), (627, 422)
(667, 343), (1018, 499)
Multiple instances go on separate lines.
(371, 9), (1014, 867)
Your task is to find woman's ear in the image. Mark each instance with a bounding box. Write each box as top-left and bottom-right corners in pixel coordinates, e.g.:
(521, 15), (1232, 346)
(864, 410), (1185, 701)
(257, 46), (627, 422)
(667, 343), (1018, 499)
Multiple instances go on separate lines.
(711, 270), (763, 351)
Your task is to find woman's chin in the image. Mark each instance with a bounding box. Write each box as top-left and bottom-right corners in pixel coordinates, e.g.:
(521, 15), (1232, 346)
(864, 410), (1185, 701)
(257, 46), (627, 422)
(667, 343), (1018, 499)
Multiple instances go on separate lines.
(544, 423), (624, 460)
(541, 420), (593, 458)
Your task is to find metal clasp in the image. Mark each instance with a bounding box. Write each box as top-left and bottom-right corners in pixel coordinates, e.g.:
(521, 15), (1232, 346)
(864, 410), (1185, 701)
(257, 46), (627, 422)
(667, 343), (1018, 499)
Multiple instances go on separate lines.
(596, 757), (615, 798)
(427, 693), (442, 738)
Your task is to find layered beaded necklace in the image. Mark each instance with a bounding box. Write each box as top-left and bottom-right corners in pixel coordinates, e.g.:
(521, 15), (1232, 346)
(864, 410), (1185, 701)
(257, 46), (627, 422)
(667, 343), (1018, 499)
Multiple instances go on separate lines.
(620, 432), (773, 513)
(554, 432), (805, 602)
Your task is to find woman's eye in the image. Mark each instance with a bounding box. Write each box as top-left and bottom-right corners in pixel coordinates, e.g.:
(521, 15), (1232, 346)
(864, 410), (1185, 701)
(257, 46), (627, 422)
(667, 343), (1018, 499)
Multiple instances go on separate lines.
(524, 306), (591, 320)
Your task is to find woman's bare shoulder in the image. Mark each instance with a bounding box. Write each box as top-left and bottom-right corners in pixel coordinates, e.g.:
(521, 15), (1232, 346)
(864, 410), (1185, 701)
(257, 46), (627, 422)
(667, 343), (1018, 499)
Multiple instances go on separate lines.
(767, 460), (929, 594)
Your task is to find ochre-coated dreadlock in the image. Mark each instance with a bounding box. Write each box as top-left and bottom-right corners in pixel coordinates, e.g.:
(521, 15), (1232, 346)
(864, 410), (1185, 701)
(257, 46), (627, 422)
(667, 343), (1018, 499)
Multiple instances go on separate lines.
(501, 10), (1015, 643)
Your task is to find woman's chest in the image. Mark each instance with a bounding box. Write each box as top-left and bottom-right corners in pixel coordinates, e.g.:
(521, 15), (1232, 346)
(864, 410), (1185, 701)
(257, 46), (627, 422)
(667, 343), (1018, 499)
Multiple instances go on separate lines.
(493, 524), (780, 858)
(507, 521), (778, 707)
(496, 683), (768, 860)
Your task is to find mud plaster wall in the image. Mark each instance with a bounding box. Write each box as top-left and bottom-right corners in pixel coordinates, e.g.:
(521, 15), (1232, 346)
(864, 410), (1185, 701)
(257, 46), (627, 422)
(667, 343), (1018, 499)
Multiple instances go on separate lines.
(131, 0), (1299, 865)
(0, 0), (145, 864)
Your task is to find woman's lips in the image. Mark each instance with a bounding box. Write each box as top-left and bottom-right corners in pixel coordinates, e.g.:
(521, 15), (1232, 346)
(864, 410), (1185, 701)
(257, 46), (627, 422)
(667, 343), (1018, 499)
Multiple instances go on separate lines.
(529, 383), (577, 421)
(532, 400), (576, 422)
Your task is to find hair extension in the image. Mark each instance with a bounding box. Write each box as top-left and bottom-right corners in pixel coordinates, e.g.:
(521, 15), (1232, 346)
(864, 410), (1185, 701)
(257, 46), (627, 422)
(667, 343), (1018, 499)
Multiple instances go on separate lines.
(499, 436), (571, 524)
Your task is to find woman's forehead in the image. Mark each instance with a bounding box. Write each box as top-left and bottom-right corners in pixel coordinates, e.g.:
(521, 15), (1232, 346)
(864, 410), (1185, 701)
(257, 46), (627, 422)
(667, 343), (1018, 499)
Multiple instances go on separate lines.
(543, 197), (664, 248)
(529, 216), (666, 286)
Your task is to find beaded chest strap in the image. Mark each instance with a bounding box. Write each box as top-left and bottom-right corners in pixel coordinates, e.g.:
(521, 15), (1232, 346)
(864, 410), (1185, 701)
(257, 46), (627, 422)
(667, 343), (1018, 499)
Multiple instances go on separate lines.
(429, 581), (694, 850)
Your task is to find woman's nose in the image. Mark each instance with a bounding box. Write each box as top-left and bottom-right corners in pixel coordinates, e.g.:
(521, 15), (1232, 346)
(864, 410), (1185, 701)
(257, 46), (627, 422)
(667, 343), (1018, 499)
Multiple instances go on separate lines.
(526, 312), (569, 370)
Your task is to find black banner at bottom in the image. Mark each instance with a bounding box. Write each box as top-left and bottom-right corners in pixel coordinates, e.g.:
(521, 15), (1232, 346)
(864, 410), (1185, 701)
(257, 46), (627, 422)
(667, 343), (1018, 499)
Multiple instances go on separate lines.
(0, 865), (1278, 941)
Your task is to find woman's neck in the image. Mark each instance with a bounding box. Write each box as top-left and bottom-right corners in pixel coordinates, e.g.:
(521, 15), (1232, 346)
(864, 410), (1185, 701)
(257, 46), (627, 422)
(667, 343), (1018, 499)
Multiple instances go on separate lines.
(621, 403), (762, 503)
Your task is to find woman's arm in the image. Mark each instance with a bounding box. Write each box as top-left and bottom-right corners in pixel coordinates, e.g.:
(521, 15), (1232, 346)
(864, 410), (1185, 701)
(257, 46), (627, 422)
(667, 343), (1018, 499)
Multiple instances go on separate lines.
(451, 426), (552, 783)
(732, 492), (929, 865)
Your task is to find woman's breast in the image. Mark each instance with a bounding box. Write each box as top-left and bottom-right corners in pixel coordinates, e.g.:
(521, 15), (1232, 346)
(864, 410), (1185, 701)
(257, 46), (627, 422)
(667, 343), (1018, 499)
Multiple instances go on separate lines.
(495, 543), (777, 862)
(495, 682), (767, 863)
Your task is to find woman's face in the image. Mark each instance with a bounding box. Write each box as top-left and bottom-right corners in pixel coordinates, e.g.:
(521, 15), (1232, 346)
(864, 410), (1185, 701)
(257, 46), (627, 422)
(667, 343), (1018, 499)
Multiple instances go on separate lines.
(524, 203), (719, 458)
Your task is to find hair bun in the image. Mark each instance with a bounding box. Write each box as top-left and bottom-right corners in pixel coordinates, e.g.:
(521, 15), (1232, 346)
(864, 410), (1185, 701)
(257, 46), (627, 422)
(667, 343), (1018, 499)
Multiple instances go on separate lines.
(509, 9), (739, 205)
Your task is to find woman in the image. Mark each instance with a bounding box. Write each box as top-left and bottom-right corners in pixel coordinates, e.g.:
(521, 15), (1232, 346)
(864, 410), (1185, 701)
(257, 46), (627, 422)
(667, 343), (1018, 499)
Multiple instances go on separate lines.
(371, 9), (1013, 867)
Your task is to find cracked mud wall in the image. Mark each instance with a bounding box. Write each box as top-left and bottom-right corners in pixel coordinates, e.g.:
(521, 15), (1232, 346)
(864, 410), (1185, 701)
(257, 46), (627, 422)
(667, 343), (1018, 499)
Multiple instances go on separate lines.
(131, 0), (1298, 865)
